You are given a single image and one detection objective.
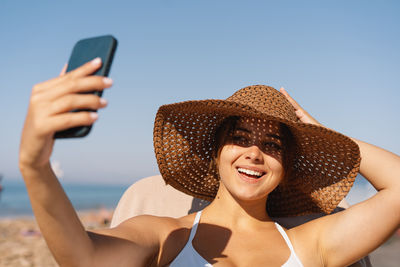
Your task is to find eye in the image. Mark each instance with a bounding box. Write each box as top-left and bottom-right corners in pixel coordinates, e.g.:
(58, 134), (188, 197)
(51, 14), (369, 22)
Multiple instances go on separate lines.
(232, 135), (249, 144)
(263, 141), (282, 150)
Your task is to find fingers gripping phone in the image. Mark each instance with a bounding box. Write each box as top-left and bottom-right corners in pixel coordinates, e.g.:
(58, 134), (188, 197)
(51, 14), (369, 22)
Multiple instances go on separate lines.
(54, 35), (117, 139)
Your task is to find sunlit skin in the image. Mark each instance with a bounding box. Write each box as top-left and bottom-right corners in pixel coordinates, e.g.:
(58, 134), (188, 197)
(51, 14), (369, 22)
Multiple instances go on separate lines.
(216, 118), (286, 205)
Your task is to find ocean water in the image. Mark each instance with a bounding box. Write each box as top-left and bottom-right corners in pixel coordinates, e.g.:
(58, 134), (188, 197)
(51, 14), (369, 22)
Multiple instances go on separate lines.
(0, 178), (129, 217)
(0, 175), (375, 218)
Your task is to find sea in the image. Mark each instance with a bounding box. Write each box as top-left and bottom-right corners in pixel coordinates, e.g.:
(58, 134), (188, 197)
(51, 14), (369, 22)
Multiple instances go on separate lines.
(0, 175), (376, 218)
(0, 178), (129, 218)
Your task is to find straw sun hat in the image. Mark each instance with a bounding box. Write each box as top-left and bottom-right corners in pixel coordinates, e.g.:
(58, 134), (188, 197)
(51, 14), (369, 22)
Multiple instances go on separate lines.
(153, 85), (360, 217)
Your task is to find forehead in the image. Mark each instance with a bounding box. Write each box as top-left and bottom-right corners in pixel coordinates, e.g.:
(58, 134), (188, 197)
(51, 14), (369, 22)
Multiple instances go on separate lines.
(236, 117), (282, 135)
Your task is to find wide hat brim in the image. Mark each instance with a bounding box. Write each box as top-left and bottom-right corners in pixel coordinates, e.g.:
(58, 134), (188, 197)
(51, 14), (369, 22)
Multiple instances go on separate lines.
(153, 85), (360, 217)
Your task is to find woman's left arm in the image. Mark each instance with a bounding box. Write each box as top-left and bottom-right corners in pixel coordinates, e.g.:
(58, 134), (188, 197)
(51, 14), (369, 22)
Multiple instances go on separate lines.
(320, 138), (400, 266)
(280, 88), (400, 267)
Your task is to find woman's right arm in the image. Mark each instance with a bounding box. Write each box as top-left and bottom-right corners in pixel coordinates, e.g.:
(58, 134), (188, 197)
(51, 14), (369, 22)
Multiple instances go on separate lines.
(19, 59), (159, 266)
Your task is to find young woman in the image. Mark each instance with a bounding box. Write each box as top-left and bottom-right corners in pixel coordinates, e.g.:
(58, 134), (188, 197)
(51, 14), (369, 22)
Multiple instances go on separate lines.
(19, 58), (400, 266)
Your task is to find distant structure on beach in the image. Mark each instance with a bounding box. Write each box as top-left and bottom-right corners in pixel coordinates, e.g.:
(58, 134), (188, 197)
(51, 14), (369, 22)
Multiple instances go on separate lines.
(0, 173), (3, 199)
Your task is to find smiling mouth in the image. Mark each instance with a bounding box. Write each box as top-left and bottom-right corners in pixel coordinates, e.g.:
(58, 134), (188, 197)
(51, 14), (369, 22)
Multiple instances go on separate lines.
(237, 167), (266, 179)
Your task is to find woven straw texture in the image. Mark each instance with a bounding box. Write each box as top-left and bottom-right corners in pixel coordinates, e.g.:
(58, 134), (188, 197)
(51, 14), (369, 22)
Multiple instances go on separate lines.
(153, 85), (360, 217)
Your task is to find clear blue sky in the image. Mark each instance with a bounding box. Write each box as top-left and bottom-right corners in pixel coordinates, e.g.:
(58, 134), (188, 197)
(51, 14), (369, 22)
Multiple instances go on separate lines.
(1, 0), (399, 186)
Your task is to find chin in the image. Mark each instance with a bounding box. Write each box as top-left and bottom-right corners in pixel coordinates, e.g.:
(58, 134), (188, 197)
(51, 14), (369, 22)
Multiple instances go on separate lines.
(230, 187), (270, 202)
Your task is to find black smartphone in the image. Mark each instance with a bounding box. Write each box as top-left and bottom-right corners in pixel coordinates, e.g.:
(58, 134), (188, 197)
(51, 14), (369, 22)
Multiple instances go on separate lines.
(54, 35), (118, 139)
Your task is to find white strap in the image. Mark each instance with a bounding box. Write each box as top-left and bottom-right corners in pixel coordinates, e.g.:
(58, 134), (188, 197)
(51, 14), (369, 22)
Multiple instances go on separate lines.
(275, 222), (296, 253)
(275, 222), (304, 266)
(188, 210), (202, 242)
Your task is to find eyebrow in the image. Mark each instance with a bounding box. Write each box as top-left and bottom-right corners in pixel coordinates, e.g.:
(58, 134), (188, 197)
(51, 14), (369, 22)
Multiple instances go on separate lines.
(235, 127), (283, 140)
(236, 127), (251, 133)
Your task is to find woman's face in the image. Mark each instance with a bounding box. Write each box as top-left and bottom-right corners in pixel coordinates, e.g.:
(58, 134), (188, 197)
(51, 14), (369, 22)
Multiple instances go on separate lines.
(217, 117), (285, 202)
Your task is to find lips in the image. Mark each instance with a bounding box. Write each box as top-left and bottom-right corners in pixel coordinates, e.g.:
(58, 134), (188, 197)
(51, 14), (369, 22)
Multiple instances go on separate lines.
(237, 167), (266, 183)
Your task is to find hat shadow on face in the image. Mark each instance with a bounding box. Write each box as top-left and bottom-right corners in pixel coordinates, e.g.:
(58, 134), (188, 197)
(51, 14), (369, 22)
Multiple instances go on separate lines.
(218, 117), (288, 164)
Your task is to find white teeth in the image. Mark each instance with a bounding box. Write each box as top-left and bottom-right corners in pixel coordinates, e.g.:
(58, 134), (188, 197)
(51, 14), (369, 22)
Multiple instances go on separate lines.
(237, 168), (263, 177)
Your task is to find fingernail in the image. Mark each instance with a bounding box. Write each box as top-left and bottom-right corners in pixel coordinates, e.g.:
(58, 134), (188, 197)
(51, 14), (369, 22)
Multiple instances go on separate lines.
(91, 57), (101, 66)
(103, 77), (113, 85)
(90, 112), (98, 120)
(100, 98), (108, 106)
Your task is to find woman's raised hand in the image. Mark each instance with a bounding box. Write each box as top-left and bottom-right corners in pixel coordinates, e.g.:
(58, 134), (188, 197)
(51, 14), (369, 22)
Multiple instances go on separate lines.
(279, 87), (322, 126)
(19, 58), (112, 171)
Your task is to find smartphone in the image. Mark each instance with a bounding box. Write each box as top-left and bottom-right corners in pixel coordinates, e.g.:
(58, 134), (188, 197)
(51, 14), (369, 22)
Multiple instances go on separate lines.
(54, 35), (118, 139)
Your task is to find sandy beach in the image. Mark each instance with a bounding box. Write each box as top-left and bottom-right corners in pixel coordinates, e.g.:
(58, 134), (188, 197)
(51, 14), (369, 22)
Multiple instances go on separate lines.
(0, 209), (112, 267)
(1, 213), (399, 267)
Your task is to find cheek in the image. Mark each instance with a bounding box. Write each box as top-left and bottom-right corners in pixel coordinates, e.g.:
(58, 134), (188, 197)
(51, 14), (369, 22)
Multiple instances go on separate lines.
(266, 157), (285, 178)
(218, 145), (240, 164)
(217, 146), (239, 178)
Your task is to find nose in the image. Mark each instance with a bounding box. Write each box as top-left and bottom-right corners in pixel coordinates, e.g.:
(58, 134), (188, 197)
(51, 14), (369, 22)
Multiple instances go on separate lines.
(245, 145), (264, 163)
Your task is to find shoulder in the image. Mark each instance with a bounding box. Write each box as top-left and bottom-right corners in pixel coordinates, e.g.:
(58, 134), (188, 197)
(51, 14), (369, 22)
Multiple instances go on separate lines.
(285, 218), (326, 267)
(85, 214), (195, 267)
(120, 213), (197, 265)
(95, 213), (197, 266)
(115, 213), (195, 240)
(285, 209), (355, 267)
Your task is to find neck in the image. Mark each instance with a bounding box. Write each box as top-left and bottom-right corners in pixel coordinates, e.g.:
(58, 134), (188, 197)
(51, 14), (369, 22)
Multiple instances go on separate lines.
(203, 183), (273, 229)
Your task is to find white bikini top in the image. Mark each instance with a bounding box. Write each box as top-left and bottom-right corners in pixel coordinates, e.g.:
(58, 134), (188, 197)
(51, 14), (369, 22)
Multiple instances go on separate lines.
(169, 211), (304, 267)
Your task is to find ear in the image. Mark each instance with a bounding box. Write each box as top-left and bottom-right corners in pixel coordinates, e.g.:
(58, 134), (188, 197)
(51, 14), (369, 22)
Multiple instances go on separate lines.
(209, 155), (218, 173)
(209, 149), (222, 178)
(215, 154), (220, 167)
(215, 146), (225, 169)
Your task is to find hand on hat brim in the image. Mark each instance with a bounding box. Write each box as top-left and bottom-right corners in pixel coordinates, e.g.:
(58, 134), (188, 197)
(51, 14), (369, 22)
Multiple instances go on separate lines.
(280, 87), (322, 126)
